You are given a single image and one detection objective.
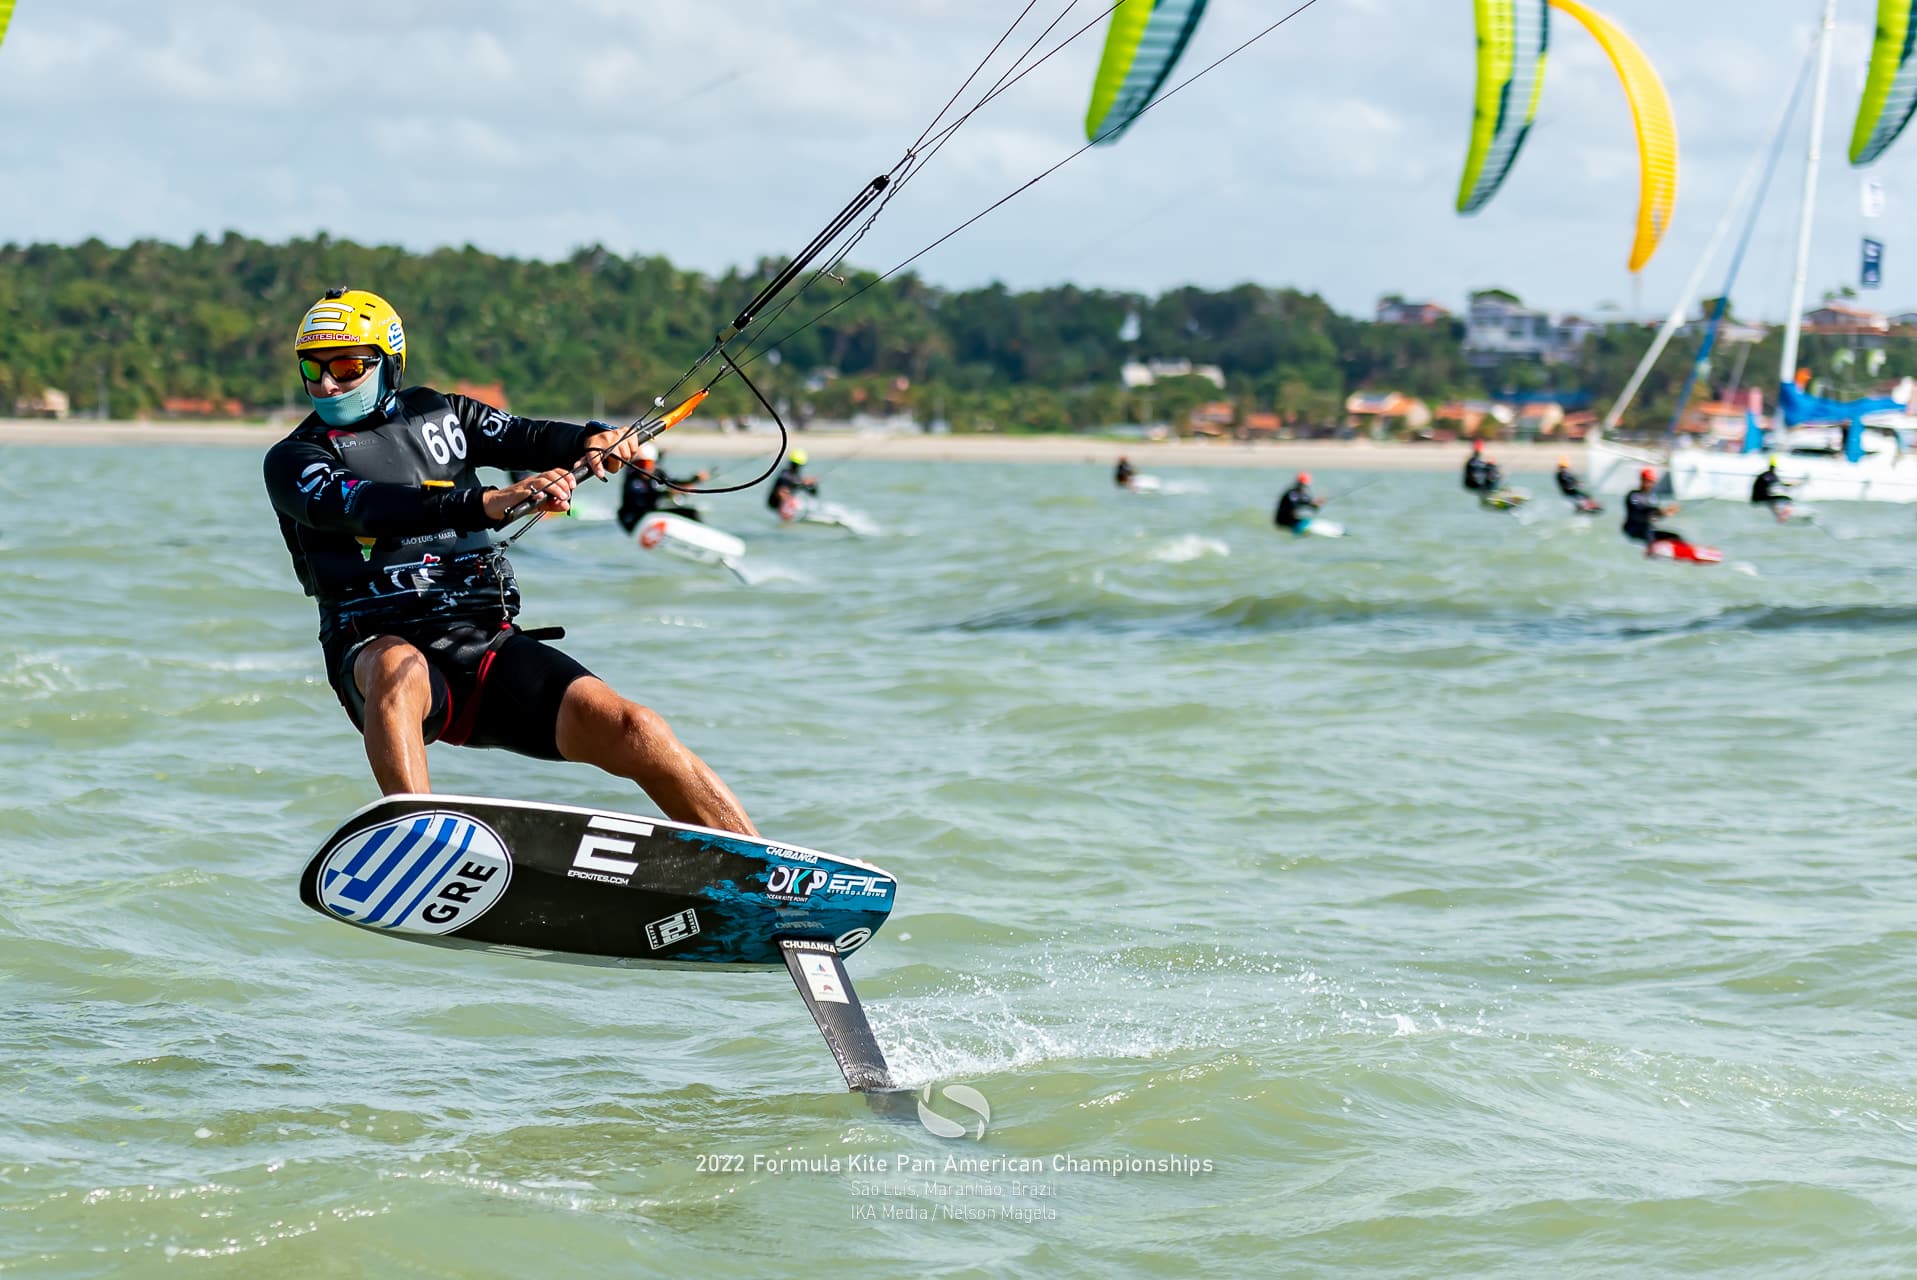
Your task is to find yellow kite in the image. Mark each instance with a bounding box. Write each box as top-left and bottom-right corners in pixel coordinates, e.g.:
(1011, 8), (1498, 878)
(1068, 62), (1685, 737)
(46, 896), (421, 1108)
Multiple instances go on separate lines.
(1458, 0), (1679, 273)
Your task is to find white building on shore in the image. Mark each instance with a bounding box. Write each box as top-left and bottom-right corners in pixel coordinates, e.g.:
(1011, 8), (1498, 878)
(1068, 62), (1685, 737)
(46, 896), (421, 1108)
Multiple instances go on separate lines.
(1120, 358), (1226, 390)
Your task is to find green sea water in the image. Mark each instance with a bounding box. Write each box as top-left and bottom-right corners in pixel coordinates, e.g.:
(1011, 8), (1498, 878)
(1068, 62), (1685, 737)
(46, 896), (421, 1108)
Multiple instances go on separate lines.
(3, 443), (1915, 1278)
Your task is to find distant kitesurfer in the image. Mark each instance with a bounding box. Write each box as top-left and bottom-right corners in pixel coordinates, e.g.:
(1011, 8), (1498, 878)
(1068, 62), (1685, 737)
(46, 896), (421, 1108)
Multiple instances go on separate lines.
(1471, 451), (1531, 510)
(1555, 456), (1601, 513)
(1273, 472), (1322, 534)
(1114, 456), (1136, 488)
(1463, 438), (1493, 491)
(768, 448), (819, 519)
(617, 442), (710, 532)
(1622, 467), (1687, 551)
(263, 287), (756, 834)
(1750, 456), (1796, 522)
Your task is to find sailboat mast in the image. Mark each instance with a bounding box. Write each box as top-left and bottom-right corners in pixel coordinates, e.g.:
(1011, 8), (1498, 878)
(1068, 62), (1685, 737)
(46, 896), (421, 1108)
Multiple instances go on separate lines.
(1779, 0), (1839, 391)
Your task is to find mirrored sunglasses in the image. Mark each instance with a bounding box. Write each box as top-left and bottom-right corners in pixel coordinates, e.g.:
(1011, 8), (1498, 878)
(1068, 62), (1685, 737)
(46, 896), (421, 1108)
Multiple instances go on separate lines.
(299, 353), (382, 384)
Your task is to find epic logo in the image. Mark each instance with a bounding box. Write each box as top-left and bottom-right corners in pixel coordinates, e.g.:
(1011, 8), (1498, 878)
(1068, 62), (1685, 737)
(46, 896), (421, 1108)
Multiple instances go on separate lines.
(317, 811), (512, 935)
(568, 814), (655, 884)
(824, 872), (892, 899)
(766, 865), (828, 899)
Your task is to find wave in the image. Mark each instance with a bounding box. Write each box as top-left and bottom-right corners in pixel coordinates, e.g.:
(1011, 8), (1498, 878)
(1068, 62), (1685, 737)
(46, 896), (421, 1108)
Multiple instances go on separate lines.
(1148, 535), (1230, 563)
(1621, 602), (1917, 636)
(948, 585), (1917, 644)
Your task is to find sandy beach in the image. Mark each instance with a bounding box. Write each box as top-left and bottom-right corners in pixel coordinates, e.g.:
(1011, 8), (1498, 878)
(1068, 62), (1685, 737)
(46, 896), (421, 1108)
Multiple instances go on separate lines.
(0, 419), (1584, 472)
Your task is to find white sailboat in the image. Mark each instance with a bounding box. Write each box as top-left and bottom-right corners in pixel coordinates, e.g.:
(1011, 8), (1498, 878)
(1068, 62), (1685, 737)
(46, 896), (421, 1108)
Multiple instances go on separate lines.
(1665, 407), (1917, 501)
(1589, 0), (1917, 502)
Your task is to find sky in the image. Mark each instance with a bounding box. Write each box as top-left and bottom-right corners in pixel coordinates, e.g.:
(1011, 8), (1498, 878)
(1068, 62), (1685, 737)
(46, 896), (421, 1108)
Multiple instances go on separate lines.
(0, 0), (1911, 323)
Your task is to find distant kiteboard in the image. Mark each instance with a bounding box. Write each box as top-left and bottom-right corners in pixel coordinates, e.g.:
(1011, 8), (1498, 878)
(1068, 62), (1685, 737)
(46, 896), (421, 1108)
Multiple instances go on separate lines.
(300, 794), (901, 1092)
(637, 512), (745, 567)
(1647, 537), (1723, 564)
(783, 496), (875, 534)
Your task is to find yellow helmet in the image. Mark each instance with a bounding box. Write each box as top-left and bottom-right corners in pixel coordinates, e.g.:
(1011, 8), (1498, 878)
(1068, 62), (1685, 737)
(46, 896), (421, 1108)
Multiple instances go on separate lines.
(1767, 455), (1780, 467)
(789, 449), (808, 467)
(294, 288), (407, 374)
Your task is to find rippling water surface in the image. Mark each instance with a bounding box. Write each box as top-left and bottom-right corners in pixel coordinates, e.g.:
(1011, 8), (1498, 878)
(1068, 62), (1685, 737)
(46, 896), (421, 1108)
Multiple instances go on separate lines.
(3, 443), (1915, 1277)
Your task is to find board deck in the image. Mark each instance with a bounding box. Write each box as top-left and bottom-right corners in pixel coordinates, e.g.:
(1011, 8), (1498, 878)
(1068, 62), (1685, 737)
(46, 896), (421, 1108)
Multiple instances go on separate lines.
(637, 512), (746, 565)
(299, 794), (895, 970)
(1648, 538), (1724, 564)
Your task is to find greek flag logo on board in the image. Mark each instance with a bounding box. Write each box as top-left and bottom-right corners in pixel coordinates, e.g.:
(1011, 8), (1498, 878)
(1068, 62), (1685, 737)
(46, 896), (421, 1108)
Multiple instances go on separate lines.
(317, 811), (512, 935)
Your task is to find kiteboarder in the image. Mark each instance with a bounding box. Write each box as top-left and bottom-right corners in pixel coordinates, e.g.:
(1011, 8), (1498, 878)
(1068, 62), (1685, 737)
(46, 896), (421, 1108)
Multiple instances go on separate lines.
(1622, 467), (1687, 551)
(1473, 452), (1532, 509)
(767, 448), (820, 518)
(1463, 438), (1493, 491)
(1115, 455), (1137, 488)
(1750, 456), (1797, 522)
(1555, 456), (1602, 513)
(263, 288), (757, 834)
(1273, 472), (1322, 534)
(617, 442), (710, 532)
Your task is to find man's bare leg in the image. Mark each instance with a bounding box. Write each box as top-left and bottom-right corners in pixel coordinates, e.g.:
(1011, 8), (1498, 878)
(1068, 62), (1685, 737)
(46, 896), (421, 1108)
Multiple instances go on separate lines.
(353, 638), (434, 795)
(555, 677), (757, 835)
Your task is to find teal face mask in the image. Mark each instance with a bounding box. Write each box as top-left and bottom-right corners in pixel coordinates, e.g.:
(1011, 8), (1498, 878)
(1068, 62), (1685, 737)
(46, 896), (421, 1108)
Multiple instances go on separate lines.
(310, 365), (390, 426)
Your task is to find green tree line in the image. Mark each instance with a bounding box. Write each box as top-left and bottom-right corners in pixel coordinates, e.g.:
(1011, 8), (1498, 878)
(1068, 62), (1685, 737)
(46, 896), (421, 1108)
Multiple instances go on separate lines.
(0, 232), (1904, 436)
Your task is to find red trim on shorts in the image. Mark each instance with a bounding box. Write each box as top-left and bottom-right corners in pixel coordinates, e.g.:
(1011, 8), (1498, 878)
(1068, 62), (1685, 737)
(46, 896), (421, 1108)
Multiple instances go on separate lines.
(439, 626), (512, 746)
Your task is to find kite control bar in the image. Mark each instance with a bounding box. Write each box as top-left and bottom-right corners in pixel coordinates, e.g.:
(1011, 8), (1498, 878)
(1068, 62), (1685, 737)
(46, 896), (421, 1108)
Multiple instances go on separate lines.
(500, 391), (708, 522)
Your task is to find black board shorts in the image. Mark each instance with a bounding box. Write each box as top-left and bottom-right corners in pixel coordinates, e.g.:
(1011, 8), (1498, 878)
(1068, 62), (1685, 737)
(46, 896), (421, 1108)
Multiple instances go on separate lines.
(323, 621), (593, 761)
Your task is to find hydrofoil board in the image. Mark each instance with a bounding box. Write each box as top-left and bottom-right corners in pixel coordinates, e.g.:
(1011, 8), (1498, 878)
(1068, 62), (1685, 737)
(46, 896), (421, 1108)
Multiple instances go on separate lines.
(299, 794), (901, 1092)
(1647, 537), (1723, 564)
(638, 512), (746, 568)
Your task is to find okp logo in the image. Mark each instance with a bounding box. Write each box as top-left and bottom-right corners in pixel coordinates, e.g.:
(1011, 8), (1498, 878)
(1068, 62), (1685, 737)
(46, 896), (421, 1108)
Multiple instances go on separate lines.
(917, 1084), (990, 1140)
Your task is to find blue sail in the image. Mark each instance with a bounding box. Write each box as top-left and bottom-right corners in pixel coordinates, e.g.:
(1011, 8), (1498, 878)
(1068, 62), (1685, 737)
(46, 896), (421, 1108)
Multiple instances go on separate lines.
(1777, 383), (1903, 424)
(1777, 382), (1905, 462)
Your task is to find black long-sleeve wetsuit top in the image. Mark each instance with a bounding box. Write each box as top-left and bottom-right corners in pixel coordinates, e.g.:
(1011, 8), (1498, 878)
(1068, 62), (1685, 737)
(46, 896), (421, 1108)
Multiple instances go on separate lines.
(618, 467), (702, 531)
(766, 463), (817, 511)
(1463, 456), (1492, 490)
(1274, 485), (1318, 529)
(1622, 489), (1663, 540)
(1751, 468), (1789, 503)
(1556, 467), (1585, 497)
(264, 388), (595, 642)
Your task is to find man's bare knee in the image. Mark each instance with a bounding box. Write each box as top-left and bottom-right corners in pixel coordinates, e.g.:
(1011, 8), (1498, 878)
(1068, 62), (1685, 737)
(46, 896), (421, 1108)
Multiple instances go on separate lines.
(558, 683), (681, 769)
(354, 638), (430, 700)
